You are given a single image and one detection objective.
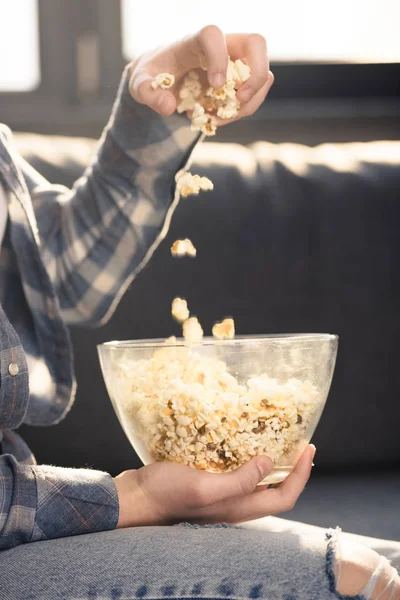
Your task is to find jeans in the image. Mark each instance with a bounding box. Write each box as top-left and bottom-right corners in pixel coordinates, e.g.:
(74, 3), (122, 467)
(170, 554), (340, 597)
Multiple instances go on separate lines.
(1, 518), (399, 600)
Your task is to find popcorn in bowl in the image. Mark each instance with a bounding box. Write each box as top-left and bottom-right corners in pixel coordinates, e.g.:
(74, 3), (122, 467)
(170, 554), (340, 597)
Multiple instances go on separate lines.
(97, 59), (337, 485)
(98, 335), (336, 484)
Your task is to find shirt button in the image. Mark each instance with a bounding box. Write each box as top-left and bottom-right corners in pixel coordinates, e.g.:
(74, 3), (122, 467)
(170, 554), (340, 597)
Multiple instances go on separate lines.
(8, 363), (19, 376)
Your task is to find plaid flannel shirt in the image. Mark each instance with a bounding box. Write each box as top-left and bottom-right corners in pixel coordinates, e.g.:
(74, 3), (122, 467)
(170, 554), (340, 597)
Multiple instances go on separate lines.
(0, 66), (200, 550)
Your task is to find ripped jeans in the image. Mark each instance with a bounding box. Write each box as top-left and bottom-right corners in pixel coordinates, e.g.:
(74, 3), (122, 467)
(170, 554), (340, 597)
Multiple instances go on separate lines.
(0, 518), (399, 600)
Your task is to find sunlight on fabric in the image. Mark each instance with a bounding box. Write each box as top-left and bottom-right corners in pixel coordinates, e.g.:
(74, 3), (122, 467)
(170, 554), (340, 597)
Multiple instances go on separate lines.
(0, 0), (40, 91)
(121, 0), (400, 63)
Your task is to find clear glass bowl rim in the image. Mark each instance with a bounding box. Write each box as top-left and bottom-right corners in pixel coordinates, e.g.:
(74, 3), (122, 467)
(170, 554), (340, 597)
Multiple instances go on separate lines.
(98, 333), (338, 350)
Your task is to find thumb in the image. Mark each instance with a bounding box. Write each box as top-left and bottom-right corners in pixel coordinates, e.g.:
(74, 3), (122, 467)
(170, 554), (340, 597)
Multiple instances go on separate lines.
(198, 456), (273, 507)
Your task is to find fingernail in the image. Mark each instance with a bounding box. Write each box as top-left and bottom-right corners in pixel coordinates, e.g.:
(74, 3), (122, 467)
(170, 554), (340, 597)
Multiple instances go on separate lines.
(210, 72), (225, 88)
(256, 457), (272, 479)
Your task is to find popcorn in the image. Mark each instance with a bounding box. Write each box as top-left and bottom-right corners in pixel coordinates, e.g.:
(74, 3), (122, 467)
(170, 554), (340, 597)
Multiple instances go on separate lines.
(171, 298), (190, 322)
(226, 60), (237, 84)
(232, 59), (251, 85)
(190, 105), (218, 136)
(177, 95), (197, 114)
(198, 175), (214, 191)
(171, 239), (197, 257)
(212, 318), (235, 340)
(151, 73), (175, 90)
(190, 103), (208, 132)
(113, 349), (320, 474)
(176, 171), (214, 197)
(177, 71), (202, 113)
(202, 114), (218, 136)
(206, 86), (227, 101)
(183, 317), (204, 344)
(177, 59), (251, 133)
(192, 102), (205, 120)
(217, 98), (240, 120)
(176, 172), (201, 197)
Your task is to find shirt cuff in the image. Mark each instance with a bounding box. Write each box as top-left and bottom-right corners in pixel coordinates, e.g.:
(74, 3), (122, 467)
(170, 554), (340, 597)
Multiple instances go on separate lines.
(31, 464), (119, 542)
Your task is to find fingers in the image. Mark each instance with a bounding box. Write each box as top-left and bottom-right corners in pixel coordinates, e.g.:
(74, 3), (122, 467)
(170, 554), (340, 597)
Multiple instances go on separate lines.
(236, 33), (270, 105)
(269, 444), (316, 513)
(239, 71), (274, 117)
(196, 25), (229, 88)
(189, 456), (273, 508)
(216, 72), (274, 127)
(129, 71), (177, 116)
(204, 445), (315, 523)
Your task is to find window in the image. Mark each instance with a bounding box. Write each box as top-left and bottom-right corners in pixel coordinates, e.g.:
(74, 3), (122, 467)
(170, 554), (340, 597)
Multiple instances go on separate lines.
(0, 0), (397, 137)
(0, 0), (40, 91)
(121, 0), (400, 64)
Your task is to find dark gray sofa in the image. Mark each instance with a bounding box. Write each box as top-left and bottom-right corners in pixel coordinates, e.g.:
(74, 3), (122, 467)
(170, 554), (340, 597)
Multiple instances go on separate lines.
(15, 133), (400, 542)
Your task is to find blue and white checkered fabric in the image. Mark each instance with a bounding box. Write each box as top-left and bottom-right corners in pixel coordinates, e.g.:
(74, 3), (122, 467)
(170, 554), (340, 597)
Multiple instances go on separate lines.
(0, 66), (200, 549)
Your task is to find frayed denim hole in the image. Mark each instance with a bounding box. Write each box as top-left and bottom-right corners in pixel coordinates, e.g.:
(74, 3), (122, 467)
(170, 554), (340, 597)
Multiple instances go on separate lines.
(325, 528), (365, 600)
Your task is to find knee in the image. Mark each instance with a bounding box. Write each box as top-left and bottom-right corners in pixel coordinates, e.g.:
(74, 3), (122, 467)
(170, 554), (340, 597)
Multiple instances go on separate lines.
(335, 541), (400, 599)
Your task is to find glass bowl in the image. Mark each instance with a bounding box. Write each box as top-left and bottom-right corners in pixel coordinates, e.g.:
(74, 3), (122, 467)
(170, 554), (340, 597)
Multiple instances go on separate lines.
(98, 334), (338, 484)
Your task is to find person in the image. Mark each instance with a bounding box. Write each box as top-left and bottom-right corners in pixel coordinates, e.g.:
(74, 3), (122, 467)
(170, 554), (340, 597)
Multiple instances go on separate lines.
(0, 25), (398, 600)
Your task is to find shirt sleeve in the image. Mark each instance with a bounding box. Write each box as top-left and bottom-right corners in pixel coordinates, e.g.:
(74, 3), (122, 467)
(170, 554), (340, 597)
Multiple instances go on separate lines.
(19, 65), (201, 326)
(0, 454), (119, 550)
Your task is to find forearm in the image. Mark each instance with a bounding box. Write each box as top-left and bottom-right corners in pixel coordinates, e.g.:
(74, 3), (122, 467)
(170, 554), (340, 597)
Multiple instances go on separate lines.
(27, 66), (200, 327)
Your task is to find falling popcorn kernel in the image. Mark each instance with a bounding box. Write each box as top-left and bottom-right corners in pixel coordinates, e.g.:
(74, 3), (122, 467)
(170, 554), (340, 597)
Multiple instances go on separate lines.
(151, 73), (175, 90)
(183, 317), (204, 344)
(171, 298), (190, 323)
(176, 171), (214, 197)
(212, 318), (235, 340)
(176, 172), (201, 197)
(197, 175), (214, 191)
(202, 115), (217, 136)
(171, 239), (197, 258)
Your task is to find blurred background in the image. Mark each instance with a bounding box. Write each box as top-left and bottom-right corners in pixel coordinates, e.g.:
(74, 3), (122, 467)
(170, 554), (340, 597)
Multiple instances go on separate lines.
(1, 0), (399, 143)
(1, 0), (400, 538)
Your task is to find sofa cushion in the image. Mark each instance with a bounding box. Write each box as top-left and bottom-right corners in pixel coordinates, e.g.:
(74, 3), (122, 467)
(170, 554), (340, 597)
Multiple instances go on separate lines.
(14, 134), (400, 473)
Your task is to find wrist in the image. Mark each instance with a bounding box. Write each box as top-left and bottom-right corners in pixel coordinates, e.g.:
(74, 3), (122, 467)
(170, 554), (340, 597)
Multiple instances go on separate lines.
(113, 469), (157, 528)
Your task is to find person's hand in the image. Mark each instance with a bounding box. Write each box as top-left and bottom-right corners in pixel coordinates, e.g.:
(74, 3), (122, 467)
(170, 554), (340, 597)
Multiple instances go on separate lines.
(128, 25), (274, 124)
(113, 444), (315, 527)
